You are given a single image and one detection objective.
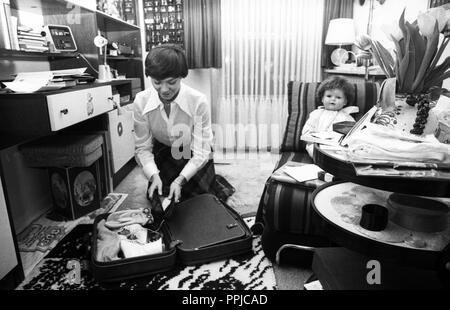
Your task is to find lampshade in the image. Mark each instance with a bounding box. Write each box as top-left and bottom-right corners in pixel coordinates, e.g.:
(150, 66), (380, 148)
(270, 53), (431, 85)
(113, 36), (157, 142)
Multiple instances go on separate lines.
(325, 18), (356, 46)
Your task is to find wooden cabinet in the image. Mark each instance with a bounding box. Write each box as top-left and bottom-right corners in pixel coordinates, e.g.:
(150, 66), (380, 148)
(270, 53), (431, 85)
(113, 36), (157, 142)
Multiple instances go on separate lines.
(107, 107), (134, 175)
(324, 66), (386, 84)
(0, 175), (23, 289)
(0, 83), (115, 136)
(0, 80), (134, 286)
(47, 85), (113, 131)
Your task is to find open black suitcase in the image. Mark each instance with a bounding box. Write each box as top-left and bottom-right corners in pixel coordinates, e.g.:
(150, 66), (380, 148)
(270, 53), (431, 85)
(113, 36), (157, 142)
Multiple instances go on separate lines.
(90, 194), (253, 282)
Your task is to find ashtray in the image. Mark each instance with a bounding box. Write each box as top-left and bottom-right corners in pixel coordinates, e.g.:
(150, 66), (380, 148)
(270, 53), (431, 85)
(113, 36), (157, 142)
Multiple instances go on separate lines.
(387, 193), (449, 233)
(359, 204), (388, 232)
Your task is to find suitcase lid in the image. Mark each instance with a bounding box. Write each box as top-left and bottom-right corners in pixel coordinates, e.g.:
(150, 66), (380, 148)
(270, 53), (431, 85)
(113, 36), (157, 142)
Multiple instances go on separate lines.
(165, 194), (247, 251)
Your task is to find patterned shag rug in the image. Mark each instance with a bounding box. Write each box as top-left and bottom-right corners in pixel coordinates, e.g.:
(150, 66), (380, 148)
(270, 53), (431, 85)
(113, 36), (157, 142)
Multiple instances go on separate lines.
(16, 217), (277, 290)
(214, 152), (279, 216)
(18, 193), (128, 277)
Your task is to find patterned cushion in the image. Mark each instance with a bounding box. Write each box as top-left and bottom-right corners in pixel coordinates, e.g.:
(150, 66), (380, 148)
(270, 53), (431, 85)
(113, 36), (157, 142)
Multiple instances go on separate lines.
(259, 177), (321, 235)
(255, 152), (323, 235)
(280, 81), (380, 152)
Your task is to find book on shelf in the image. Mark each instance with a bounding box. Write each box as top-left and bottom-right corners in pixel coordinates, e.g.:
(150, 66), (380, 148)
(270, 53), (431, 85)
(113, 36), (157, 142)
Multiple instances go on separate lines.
(19, 44), (49, 52)
(9, 16), (19, 50)
(18, 39), (47, 46)
(17, 25), (33, 32)
(17, 30), (45, 37)
(17, 34), (46, 41)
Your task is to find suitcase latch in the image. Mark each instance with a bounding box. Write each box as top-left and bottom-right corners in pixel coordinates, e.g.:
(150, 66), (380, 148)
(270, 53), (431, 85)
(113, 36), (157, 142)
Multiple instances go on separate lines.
(227, 223), (238, 229)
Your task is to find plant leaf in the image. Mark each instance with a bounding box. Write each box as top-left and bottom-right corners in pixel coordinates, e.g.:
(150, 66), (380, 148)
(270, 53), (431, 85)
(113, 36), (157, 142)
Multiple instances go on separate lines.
(442, 88), (450, 98)
(372, 40), (395, 77)
(403, 23), (416, 93)
(399, 10), (407, 37)
(391, 35), (404, 64)
(426, 56), (450, 82)
(397, 23), (411, 92)
(426, 36), (450, 77)
(371, 41), (395, 78)
(405, 22), (426, 77)
(425, 70), (450, 91)
(411, 22), (439, 92)
(424, 68), (449, 90)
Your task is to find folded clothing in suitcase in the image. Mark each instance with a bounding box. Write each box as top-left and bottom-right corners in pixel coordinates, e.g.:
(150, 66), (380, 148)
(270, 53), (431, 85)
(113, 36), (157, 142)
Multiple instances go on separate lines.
(91, 194), (253, 282)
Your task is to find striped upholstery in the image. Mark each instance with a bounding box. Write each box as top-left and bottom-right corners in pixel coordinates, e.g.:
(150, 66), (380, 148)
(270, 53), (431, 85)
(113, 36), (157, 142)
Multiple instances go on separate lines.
(281, 81), (380, 152)
(255, 80), (380, 263)
(258, 152), (323, 234)
(260, 176), (318, 235)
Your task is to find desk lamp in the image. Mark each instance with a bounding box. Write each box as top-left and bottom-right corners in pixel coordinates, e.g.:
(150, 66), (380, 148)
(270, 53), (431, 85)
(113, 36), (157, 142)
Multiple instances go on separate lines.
(94, 32), (111, 82)
(325, 18), (356, 67)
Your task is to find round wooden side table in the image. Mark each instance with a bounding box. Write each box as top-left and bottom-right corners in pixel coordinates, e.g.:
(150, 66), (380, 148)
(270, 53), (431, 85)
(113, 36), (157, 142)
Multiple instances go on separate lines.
(311, 145), (450, 288)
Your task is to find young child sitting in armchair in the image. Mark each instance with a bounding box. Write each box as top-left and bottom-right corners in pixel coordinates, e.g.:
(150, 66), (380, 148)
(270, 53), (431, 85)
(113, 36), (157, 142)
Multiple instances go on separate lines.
(302, 76), (359, 158)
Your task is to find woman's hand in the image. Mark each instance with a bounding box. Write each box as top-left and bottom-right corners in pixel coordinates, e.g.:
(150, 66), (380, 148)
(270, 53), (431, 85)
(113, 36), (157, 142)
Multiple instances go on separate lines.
(169, 176), (187, 203)
(148, 173), (162, 199)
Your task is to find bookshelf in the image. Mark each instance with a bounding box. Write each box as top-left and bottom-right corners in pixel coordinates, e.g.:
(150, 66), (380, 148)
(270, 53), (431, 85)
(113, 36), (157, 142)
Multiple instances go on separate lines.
(1, 0), (144, 90)
(0, 48), (77, 59)
(95, 9), (140, 31)
(96, 0), (138, 28)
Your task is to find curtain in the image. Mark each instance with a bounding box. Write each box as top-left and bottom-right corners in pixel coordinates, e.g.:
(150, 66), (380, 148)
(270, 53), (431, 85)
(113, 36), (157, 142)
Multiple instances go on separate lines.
(184, 0), (221, 68)
(429, 0), (450, 7)
(215, 0), (324, 152)
(321, 0), (353, 68)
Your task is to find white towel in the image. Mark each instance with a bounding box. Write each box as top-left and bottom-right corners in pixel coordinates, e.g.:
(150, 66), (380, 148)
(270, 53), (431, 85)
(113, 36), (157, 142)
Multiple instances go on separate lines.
(120, 238), (163, 258)
(346, 123), (450, 162)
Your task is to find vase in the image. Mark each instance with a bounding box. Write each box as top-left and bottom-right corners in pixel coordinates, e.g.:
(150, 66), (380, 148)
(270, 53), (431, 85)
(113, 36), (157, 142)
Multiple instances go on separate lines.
(392, 93), (440, 136)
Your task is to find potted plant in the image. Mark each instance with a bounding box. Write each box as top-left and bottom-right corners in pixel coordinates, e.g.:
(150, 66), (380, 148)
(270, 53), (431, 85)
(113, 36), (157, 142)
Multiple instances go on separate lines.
(356, 5), (450, 135)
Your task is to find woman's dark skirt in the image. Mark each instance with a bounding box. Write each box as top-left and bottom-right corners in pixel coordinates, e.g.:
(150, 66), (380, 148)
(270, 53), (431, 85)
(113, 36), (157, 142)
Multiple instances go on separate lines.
(147, 139), (234, 202)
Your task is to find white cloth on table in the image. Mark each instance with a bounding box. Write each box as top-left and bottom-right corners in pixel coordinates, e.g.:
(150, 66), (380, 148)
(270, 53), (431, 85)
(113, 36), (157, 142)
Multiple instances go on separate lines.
(345, 123), (450, 162)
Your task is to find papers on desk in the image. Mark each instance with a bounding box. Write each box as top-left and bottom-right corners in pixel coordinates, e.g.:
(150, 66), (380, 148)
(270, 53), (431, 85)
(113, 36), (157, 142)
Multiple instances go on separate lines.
(3, 68), (87, 93)
(283, 164), (324, 183)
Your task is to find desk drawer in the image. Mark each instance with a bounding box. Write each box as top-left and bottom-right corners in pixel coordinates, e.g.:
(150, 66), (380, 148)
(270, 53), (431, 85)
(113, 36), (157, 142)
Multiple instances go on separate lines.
(47, 86), (113, 131)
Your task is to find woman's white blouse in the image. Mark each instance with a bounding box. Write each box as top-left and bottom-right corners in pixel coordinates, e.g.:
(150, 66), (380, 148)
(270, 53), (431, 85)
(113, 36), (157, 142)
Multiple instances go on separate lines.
(133, 82), (213, 181)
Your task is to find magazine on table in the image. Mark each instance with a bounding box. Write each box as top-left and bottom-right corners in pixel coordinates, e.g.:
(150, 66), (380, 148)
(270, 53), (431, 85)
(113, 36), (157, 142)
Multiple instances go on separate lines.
(270, 161), (333, 184)
(353, 164), (450, 180)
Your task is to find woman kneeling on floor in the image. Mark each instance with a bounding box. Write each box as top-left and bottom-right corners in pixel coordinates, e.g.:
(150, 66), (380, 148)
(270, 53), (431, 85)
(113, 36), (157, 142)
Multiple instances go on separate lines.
(133, 44), (232, 206)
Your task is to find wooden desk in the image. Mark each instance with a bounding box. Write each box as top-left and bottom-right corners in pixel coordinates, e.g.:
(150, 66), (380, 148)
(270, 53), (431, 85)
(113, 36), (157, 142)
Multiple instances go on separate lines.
(0, 80), (134, 288)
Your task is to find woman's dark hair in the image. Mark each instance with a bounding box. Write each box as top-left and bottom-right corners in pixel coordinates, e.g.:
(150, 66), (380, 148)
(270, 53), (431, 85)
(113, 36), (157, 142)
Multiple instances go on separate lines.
(145, 44), (188, 80)
(316, 76), (354, 106)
